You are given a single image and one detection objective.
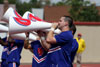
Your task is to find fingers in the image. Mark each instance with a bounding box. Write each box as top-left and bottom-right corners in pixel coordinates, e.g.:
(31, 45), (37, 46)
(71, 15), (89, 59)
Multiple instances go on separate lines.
(52, 23), (59, 29)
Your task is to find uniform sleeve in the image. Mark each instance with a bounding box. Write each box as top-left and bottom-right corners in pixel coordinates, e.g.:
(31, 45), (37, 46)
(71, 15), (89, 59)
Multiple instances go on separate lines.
(15, 40), (24, 47)
(55, 31), (73, 44)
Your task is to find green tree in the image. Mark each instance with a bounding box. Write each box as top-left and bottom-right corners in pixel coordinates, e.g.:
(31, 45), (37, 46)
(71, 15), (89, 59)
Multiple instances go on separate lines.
(66, 0), (100, 21)
(30, 0), (37, 6)
(30, 0), (41, 8)
(45, 0), (51, 6)
(16, 0), (43, 16)
(0, 0), (3, 4)
(8, 0), (16, 4)
(56, 2), (65, 6)
(0, 0), (41, 16)
(16, 2), (32, 16)
(78, 4), (100, 21)
(0, 0), (16, 4)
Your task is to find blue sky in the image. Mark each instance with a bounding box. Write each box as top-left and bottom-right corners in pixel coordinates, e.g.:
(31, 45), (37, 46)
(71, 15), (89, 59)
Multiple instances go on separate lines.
(88, 0), (100, 6)
(50, 0), (62, 3)
(51, 0), (100, 6)
(21, 0), (100, 6)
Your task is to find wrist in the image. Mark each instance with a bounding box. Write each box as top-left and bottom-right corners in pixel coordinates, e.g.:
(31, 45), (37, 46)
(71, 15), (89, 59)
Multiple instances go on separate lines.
(41, 36), (45, 40)
(50, 27), (55, 31)
(26, 37), (29, 40)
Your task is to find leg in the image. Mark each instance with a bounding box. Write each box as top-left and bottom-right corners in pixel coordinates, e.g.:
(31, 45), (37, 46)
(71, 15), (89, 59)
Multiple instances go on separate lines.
(76, 53), (81, 67)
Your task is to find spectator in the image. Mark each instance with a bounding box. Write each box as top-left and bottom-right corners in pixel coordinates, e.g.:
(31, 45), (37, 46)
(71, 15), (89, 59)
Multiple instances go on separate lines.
(76, 33), (86, 67)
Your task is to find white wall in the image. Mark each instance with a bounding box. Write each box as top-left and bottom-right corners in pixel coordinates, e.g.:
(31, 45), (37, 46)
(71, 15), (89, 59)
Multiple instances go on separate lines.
(32, 8), (44, 20)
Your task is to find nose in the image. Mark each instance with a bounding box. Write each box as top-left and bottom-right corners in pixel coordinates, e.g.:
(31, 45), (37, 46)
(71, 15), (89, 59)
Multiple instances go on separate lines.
(57, 22), (60, 26)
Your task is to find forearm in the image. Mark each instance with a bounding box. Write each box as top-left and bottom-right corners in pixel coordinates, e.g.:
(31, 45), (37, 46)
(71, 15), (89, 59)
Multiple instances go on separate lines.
(24, 39), (31, 49)
(40, 36), (51, 51)
(46, 28), (57, 44)
(46, 30), (54, 41)
(46, 23), (58, 44)
(41, 39), (51, 51)
(24, 32), (32, 49)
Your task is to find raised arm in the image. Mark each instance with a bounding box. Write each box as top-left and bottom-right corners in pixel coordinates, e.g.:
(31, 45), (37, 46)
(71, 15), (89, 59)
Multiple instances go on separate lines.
(46, 23), (58, 44)
(24, 32), (32, 49)
(40, 37), (51, 51)
(36, 31), (51, 51)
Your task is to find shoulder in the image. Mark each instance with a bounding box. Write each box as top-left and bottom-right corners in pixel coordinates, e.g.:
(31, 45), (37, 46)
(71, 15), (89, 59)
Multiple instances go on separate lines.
(61, 31), (72, 35)
(55, 31), (73, 43)
(81, 38), (85, 42)
(56, 31), (73, 38)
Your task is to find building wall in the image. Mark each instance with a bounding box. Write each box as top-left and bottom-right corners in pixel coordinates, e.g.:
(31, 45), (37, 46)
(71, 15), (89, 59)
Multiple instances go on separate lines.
(74, 25), (100, 63)
(44, 6), (70, 22)
(20, 25), (100, 63)
(20, 48), (33, 63)
(32, 8), (44, 19)
(44, 6), (100, 22)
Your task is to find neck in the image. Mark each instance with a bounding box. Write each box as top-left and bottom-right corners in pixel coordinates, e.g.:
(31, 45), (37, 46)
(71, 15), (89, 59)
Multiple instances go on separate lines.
(78, 38), (81, 40)
(61, 26), (69, 32)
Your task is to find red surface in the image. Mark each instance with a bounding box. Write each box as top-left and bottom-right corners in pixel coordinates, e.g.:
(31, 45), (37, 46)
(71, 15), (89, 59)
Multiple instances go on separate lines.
(74, 22), (100, 25)
(73, 64), (100, 67)
(20, 65), (32, 67)
(20, 64), (100, 67)
(50, 21), (100, 25)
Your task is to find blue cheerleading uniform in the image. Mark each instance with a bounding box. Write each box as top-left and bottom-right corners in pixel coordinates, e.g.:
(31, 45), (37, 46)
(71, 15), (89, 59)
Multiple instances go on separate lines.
(6, 39), (24, 67)
(71, 39), (78, 63)
(31, 40), (48, 67)
(44, 31), (73, 67)
(1, 37), (8, 67)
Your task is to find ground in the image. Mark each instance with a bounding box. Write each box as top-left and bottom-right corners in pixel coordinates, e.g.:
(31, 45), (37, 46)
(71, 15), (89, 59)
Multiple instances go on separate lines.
(20, 64), (100, 67)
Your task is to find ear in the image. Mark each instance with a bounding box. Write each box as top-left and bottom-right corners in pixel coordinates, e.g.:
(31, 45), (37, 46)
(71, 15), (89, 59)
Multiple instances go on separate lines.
(65, 21), (68, 26)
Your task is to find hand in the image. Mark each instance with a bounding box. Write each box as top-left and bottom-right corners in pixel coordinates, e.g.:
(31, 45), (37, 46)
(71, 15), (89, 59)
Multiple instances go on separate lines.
(52, 23), (58, 29)
(37, 30), (46, 37)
